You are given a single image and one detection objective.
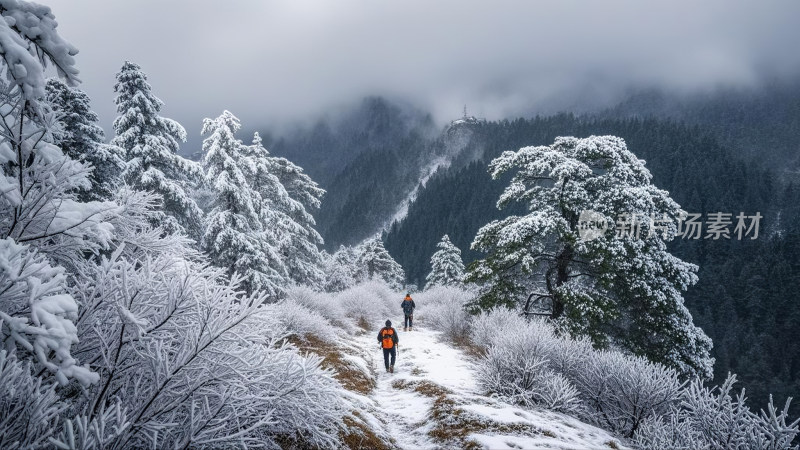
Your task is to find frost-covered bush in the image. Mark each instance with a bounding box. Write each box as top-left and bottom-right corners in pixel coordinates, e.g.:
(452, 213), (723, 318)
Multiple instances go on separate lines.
(473, 308), (681, 429)
(272, 300), (337, 342)
(470, 306), (528, 348)
(414, 286), (472, 340)
(287, 285), (351, 330)
(573, 350), (683, 438)
(0, 350), (62, 449)
(335, 280), (397, 327)
(476, 324), (581, 414)
(634, 374), (800, 449)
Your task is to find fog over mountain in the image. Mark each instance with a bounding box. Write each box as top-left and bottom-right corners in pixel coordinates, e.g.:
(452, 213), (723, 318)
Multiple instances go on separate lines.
(47, 0), (800, 149)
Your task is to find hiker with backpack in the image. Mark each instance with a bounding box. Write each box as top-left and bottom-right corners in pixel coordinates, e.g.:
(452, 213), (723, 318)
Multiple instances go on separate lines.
(401, 293), (415, 331)
(377, 320), (399, 373)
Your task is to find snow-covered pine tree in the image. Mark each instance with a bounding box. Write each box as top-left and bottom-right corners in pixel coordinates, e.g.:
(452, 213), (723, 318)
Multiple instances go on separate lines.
(323, 245), (359, 292)
(467, 135), (713, 378)
(201, 111), (287, 296)
(243, 133), (326, 287)
(46, 78), (124, 201)
(355, 237), (405, 289)
(426, 234), (465, 289)
(112, 61), (203, 237)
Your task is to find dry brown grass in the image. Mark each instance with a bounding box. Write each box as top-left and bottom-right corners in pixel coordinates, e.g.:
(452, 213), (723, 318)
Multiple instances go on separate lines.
(339, 413), (393, 450)
(425, 387), (549, 447)
(288, 334), (375, 395)
(356, 316), (371, 331)
(414, 380), (452, 398)
(450, 335), (487, 359)
(410, 367), (425, 376)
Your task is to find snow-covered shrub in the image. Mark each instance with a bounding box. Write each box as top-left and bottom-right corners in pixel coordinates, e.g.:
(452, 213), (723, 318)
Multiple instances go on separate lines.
(632, 413), (701, 450)
(573, 350), (683, 438)
(470, 306), (528, 348)
(271, 300), (336, 342)
(286, 285), (351, 330)
(634, 374), (800, 449)
(0, 350), (62, 449)
(336, 280), (397, 327)
(545, 335), (593, 383)
(476, 327), (581, 413)
(414, 286), (472, 340)
(536, 373), (583, 414)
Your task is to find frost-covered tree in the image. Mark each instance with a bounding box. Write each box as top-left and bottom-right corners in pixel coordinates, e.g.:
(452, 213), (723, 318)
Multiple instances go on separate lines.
(242, 133), (325, 287)
(46, 78), (124, 201)
(0, 0), (116, 389)
(112, 61), (203, 237)
(355, 237), (405, 289)
(467, 136), (713, 378)
(323, 245), (359, 292)
(426, 234), (465, 289)
(201, 111), (286, 296)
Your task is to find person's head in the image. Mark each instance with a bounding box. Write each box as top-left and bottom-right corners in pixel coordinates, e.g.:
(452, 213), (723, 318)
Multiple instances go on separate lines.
(385, 319), (392, 327)
(405, 293), (411, 298)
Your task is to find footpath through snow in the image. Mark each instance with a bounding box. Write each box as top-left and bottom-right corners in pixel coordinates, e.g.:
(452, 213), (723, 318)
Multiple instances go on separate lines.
(342, 317), (626, 449)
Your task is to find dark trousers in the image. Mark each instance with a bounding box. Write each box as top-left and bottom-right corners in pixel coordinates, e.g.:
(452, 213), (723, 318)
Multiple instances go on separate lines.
(404, 314), (413, 328)
(383, 347), (396, 369)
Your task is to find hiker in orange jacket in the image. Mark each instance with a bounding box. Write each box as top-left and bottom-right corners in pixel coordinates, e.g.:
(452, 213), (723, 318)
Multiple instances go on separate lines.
(377, 320), (399, 373)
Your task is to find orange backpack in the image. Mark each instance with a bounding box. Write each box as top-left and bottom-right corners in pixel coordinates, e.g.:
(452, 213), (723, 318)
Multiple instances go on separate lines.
(381, 328), (395, 349)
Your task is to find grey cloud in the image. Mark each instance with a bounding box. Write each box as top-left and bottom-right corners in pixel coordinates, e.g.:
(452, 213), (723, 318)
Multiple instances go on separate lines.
(46, 0), (800, 146)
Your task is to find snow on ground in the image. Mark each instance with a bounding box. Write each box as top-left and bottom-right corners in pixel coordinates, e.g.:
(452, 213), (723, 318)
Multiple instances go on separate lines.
(344, 316), (627, 450)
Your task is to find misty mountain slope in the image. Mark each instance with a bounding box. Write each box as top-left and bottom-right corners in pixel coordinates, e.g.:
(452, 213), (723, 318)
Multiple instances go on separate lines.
(259, 97), (443, 248)
(604, 83), (800, 176)
(262, 98), (500, 249)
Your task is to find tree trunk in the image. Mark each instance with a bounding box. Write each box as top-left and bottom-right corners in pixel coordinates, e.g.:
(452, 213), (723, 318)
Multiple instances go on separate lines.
(551, 244), (573, 319)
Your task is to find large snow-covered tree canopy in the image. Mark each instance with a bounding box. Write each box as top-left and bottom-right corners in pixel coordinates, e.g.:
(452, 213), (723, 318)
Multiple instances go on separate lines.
(467, 135), (713, 378)
(426, 234), (465, 289)
(112, 61), (203, 238)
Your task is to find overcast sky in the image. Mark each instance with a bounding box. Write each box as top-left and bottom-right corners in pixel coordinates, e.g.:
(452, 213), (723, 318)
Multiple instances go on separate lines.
(45, 0), (800, 147)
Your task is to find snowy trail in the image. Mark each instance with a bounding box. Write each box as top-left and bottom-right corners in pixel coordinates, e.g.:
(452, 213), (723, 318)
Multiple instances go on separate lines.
(356, 323), (449, 449)
(350, 319), (626, 450)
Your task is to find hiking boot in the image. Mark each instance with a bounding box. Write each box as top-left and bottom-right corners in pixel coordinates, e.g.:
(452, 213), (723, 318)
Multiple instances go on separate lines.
(390, 365), (394, 373)
(385, 367), (389, 373)
(403, 327), (407, 331)
(409, 327), (413, 331)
